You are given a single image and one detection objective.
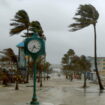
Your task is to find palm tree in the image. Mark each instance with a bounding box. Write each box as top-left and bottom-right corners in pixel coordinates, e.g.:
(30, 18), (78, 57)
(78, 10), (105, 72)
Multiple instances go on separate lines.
(0, 48), (19, 90)
(44, 62), (51, 80)
(71, 55), (91, 88)
(69, 4), (104, 90)
(61, 53), (69, 79)
(80, 55), (91, 88)
(67, 49), (75, 80)
(67, 49), (75, 57)
(10, 10), (46, 83)
(61, 49), (75, 79)
(62, 54), (69, 64)
(30, 21), (44, 37)
(10, 10), (31, 83)
(36, 56), (44, 87)
(0, 57), (10, 86)
(10, 10), (30, 37)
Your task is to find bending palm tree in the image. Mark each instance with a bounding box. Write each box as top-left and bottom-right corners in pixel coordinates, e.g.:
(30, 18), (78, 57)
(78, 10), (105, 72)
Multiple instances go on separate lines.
(0, 48), (19, 90)
(30, 21), (46, 39)
(10, 10), (46, 83)
(10, 10), (45, 38)
(79, 55), (91, 88)
(67, 49), (75, 57)
(61, 53), (69, 79)
(69, 4), (104, 90)
(10, 10), (31, 83)
(10, 10), (30, 37)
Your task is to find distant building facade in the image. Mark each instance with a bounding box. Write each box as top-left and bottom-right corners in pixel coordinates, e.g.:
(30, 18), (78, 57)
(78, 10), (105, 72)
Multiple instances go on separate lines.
(88, 57), (105, 72)
(87, 56), (105, 81)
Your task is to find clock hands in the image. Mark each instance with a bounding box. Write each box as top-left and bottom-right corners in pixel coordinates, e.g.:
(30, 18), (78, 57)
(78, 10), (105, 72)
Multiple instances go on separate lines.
(32, 45), (36, 51)
(32, 45), (40, 52)
(28, 40), (41, 53)
(33, 45), (36, 48)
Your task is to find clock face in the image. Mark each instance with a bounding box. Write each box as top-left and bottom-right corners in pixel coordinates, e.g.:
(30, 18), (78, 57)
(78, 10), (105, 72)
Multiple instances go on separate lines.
(27, 40), (41, 53)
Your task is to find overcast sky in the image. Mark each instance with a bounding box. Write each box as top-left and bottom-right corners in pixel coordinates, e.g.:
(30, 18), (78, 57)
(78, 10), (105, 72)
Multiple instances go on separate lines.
(0, 0), (105, 64)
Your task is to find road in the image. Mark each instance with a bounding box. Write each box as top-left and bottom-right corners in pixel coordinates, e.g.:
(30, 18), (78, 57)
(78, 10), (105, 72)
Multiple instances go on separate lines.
(0, 74), (105, 105)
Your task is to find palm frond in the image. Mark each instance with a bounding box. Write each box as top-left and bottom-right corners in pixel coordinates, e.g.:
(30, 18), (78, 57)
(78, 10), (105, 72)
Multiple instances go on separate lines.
(69, 4), (99, 32)
(0, 56), (10, 61)
(14, 10), (30, 23)
(69, 22), (90, 31)
(10, 10), (30, 35)
(10, 25), (26, 35)
(1, 48), (17, 63)
(30, 21), (43, 36)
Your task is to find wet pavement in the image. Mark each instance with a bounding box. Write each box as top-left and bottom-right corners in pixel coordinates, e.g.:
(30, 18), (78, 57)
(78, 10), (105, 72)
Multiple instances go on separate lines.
(0, 75), (105, 105)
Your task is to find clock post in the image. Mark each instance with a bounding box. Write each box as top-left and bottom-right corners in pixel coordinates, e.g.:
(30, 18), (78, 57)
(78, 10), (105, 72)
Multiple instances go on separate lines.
(31, 58), (39, 105)
(24, 33), (46, 105)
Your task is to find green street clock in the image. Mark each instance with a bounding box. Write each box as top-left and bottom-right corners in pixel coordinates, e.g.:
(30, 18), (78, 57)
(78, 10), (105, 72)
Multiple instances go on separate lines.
(24, 33), (46, 105)
(24, 33), (45, 58)
(27, 39), (41, 54)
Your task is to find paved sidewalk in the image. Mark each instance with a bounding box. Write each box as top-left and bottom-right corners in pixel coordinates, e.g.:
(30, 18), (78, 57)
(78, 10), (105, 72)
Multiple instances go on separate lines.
(0, 76), (105, 105)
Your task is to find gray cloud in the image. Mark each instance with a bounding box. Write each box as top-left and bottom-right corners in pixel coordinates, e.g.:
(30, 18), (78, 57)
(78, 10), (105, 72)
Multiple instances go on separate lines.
(0, 0), (105, 64)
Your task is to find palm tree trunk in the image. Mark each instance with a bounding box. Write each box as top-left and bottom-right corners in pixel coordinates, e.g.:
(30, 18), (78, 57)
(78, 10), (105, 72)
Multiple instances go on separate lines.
(44, 56), (46, 80)
(93, 24), (104, 90)
(15, 80), (19, 90)
(44, 72), (46, 80)
(47, 70), (49, 80)
(40, 70), (43, 87)
(83, 73), (87, 88)
(37, 71), (40, 83)
(15, 62), (19, 90)
(26, 70), (29, 83)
